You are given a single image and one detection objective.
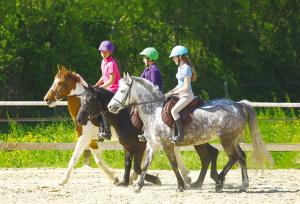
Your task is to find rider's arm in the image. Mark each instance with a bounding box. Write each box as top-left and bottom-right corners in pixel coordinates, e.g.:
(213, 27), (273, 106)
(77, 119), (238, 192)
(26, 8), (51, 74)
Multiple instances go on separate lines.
(95, 77), (104, 87)
(100, 73), (115, 89)
(173, 76), (191, 95)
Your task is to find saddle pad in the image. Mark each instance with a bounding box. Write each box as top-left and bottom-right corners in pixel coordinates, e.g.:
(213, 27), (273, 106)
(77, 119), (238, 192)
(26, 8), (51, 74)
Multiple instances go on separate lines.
(130, 107), (143, 132)
(161, 96), (203, 128)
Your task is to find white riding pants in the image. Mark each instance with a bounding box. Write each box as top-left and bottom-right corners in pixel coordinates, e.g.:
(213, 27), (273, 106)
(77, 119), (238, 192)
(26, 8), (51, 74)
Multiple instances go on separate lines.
(171, 92), (194, 120)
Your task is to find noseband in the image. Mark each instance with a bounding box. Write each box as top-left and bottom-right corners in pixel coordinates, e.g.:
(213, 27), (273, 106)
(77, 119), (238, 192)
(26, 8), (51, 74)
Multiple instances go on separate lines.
(51, 81), (82, 101)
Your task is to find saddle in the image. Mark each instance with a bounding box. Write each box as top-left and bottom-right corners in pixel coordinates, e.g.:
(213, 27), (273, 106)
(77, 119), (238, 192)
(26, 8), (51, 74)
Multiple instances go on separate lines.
(161, 96), (204, 128)
(130, 107), (143, 133)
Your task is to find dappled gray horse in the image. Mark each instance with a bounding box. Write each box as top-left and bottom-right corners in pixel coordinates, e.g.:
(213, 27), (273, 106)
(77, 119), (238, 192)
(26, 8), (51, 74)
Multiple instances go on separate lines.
(108, 74), (273, 192)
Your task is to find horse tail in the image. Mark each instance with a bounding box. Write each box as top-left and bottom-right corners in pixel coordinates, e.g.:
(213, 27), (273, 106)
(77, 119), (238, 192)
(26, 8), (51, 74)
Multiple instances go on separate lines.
(239, 100), (274, 168)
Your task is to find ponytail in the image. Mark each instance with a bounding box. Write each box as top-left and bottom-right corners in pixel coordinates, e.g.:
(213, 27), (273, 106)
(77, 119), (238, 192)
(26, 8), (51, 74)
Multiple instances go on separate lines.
(182, 56), (197, 81)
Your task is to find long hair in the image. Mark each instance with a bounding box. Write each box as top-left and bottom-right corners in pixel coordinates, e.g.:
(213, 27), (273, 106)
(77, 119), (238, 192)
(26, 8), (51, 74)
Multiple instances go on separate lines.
(181, 56), (197, 81)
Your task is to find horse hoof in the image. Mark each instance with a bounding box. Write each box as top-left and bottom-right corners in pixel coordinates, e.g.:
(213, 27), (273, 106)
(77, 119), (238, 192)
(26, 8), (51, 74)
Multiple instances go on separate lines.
(117, 181), (129, 187)
(176, 186), (185, 192)
(155, 178), (162, 186)
(184, 177), (192, 185)
(240, 184), (249, 192)
(190, 182), (203, 189)
(215, 182), (223, 192)
(57, 179), (67, 186)
(113, 178), (119, 185)
(134, 186), (141, 193)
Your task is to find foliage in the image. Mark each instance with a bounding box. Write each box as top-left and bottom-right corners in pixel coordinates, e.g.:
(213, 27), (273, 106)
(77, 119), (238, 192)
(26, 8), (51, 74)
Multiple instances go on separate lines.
(0, 0), (300, 102)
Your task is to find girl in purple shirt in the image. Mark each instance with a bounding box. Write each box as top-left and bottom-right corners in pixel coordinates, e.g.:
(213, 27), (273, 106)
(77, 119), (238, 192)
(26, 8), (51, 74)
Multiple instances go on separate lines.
(138, 47), (163, 141)
(139, 47), (162, 91)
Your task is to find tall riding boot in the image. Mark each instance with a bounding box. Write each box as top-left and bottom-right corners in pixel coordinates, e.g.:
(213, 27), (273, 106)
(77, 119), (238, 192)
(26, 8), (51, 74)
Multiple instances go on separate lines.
(171, 118), (184, 144)
(97, 116), (105, 142)
(98, 115), (111, 141)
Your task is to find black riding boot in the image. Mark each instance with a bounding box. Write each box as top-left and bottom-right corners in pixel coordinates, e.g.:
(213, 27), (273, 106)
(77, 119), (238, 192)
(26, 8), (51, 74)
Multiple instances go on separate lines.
(97, 115), (111, 142)
(171, 118), (184, 144)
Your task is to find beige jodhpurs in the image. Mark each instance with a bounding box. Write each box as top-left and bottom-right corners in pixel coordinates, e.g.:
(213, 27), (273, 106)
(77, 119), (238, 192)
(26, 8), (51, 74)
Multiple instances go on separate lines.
(171, 92), (194, 120)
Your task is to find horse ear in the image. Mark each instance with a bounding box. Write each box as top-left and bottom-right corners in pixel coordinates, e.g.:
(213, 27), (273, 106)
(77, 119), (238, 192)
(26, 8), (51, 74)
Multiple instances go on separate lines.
(57, 65), (61, 71)
(126, 72), (132, 83)
(123, 72), (126, 78)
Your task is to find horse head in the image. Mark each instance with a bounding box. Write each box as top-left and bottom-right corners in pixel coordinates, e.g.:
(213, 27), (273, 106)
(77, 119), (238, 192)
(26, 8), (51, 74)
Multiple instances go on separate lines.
(44, 65), (87, 107)
(76, 85), (111, 126)
(108, 73), (135, 114)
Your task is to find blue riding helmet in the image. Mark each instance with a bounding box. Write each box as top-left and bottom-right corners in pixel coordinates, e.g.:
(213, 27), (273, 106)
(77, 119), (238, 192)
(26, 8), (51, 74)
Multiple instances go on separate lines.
(169, 45), (188, 58)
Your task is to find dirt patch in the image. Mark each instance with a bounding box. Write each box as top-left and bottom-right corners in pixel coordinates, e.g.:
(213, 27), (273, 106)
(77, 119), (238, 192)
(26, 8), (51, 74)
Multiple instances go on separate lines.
(0, 168), (299, 203)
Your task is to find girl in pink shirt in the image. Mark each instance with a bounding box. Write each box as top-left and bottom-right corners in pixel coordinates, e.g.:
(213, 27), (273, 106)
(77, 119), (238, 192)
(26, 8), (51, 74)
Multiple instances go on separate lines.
(94, 40), (121, 141)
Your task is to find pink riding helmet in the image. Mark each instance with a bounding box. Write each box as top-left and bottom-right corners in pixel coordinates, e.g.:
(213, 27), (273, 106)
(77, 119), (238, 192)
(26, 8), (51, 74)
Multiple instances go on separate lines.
(98, 40), (115, 53)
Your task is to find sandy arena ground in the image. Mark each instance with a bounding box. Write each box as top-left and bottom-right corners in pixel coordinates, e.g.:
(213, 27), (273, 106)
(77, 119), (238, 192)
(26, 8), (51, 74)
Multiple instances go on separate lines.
(0, 168), (299, 204)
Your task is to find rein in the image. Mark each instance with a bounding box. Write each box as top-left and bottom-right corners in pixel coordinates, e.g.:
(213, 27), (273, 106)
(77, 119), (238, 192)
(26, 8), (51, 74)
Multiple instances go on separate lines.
(112, 79), (165, 108)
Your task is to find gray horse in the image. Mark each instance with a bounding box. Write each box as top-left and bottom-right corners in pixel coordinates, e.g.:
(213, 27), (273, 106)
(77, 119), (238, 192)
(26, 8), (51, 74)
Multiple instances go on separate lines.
(108, 74), (273, 192)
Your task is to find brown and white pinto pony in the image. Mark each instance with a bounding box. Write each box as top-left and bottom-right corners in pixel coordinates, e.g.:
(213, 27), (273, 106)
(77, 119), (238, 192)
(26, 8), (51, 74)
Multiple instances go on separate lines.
(44, 66), (118, 185)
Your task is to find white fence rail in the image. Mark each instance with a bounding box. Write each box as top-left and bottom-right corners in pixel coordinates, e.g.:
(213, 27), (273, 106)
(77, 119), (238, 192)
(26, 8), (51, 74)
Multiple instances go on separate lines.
(1, 101), (300, 107)
(1, 142), (300, 152)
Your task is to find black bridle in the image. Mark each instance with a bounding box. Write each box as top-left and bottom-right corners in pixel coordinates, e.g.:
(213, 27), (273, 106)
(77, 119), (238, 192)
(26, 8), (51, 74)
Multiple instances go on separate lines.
(79, 89), (107, 121)
(52, 81), (82, 101)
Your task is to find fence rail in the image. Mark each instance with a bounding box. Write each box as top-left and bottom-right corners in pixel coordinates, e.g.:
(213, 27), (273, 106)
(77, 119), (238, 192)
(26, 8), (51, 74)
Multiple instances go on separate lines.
(0, 142), (300, 152)
(1, 101), (300, 107)
(1, 101), (300, 152)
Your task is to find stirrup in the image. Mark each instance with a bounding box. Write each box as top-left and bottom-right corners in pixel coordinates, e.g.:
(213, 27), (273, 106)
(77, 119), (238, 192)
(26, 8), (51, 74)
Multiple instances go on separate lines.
(171, 136), (184, 144)
(138, 133), (146, 142)
(97, 128), (109, 142)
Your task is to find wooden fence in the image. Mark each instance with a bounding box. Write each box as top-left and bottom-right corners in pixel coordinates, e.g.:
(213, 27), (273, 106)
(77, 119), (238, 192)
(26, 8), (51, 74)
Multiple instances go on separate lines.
(1, 101), (300, 152)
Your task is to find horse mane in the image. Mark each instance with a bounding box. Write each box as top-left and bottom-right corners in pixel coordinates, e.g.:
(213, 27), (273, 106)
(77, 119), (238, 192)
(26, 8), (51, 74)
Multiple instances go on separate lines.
(56, 65), (87, 86)
(94, 87), (114, 101)
(131, 76), (164, 99)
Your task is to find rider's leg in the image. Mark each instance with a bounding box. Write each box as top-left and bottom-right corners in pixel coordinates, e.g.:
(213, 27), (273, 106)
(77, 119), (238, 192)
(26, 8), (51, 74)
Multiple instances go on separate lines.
(170, 93), (194, 144)
(98, 114), (111, 141)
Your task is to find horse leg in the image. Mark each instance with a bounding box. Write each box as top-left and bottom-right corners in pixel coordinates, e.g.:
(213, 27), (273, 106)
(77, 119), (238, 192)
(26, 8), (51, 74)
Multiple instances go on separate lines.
(135, 144), (155, 192)
(90, 147), (119, 185)
(174, 147), (192, 184)
(117, 150), (133, 186)
(236, 144), (249, 192)
(216, 137), (238, 192)
(191, 144), (219, 188)
(162, 143), (185, 192)
(132, 149), (161, 185)
(208, 144), (219, 182)
(58, 134), (91, 186)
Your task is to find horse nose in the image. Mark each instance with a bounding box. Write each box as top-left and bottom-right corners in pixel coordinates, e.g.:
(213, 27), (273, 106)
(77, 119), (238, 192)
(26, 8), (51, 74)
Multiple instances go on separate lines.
(44, 98), (49, 103)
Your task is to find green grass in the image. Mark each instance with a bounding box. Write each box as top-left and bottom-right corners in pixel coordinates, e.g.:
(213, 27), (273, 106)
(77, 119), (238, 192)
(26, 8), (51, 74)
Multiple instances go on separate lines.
(1, 107), (300, 169)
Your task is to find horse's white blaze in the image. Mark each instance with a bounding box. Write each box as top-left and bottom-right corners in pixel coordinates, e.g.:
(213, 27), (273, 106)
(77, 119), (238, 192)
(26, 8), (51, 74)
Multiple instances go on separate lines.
(46, 78), (59, 107)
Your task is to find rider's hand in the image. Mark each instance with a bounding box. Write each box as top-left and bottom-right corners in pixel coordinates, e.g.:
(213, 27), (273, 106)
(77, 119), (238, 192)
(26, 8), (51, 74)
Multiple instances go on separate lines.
(165, 92), (173, 98)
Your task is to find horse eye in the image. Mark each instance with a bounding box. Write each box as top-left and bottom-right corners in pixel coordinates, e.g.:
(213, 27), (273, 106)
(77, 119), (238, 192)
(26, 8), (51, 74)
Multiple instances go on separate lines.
(120, 90), (125, 93)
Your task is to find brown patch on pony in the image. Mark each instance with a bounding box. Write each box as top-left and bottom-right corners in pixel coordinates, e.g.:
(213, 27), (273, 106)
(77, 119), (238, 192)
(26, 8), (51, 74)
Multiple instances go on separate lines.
(48, 66), (98, 149)
(89, 140), (99, 149)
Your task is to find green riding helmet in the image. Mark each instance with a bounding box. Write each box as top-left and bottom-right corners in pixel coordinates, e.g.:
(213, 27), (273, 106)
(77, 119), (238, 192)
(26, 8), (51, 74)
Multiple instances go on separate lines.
(139, 47), (159, 61)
